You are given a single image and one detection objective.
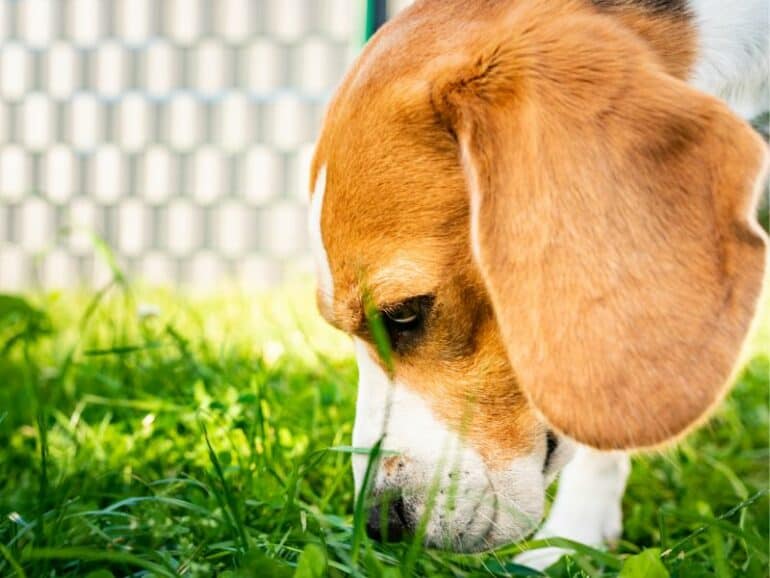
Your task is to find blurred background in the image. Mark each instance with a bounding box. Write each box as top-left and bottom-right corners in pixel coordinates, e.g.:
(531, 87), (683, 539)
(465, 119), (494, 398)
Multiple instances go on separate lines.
(0, 0), (412, 291)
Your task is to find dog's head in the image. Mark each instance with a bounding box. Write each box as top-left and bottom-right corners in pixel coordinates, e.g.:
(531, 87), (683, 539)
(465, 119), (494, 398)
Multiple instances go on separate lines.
(309, 0), (768, 551)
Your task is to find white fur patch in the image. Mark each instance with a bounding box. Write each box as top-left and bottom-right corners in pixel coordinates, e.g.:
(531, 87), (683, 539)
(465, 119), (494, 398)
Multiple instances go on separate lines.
(352, 338), (453, 489)
(308, 166), (334, 308)
(352, 338), (547, 551)
(689, 0), (769, 120)
(515, 446), (630, 570)
(460, 139), (485, 266)
(748, 145), (770, 238)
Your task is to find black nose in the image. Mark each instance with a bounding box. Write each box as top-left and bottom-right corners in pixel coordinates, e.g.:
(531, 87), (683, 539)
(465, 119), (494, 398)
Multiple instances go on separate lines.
(365, 493), (410, 542)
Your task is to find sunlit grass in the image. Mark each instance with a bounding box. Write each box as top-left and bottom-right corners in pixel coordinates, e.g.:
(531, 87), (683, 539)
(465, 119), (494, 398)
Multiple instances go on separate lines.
(0, 278), (767, 577)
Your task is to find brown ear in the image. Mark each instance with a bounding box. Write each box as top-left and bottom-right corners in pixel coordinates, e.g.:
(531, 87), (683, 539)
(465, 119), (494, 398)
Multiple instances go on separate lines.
(434, 7), (768, 449)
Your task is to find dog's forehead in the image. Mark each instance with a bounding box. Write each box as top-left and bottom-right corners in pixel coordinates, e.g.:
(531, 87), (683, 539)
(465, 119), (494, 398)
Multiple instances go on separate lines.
(312, 106), (469, 326)
(319, 165), (469, 331)
(307, 0), (501, 328)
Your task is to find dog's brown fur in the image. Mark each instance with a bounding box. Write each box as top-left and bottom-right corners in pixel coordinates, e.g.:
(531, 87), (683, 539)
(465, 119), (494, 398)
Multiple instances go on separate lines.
(311, 0), (768, 457)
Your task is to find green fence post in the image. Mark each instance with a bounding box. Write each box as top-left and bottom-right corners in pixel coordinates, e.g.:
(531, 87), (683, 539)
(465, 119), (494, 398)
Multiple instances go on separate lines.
(364, 0), (388, 43)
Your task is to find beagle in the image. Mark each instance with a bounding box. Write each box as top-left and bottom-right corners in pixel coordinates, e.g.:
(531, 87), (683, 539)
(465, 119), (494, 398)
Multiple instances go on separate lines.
(308, 0), (769, 567)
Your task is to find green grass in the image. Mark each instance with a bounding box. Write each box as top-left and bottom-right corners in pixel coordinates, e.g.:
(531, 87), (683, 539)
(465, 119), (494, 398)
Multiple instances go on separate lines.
(0, 279), (767, 577)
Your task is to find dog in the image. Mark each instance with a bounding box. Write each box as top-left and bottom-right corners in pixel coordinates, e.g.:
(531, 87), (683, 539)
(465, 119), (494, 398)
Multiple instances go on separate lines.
(307, 0), (768, 568)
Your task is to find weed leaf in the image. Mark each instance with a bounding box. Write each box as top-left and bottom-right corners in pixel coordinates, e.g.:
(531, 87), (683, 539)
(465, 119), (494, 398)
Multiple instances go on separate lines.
(619, 549), (669, 578)
(294, 543), (327, 578)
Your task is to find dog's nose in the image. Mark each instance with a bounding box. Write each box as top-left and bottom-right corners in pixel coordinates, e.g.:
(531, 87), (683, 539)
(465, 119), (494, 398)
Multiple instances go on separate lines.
(365, 493), (410, 542)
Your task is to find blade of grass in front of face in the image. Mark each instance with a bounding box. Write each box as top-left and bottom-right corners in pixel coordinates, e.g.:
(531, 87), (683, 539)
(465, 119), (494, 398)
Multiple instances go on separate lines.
(362, 290), (393, 376)
(351, 437), (384, 565)
(402, 440), (460, 574)
(352, 287), (398, 566)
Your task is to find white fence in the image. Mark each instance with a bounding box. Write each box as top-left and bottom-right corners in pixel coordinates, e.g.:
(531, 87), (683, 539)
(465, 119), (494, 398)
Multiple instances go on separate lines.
(0, 0), (363, 290)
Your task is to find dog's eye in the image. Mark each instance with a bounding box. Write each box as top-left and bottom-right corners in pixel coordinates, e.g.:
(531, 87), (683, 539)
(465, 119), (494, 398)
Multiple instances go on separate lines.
(381, 295), (433, 352)
(385, 303), (420, 325)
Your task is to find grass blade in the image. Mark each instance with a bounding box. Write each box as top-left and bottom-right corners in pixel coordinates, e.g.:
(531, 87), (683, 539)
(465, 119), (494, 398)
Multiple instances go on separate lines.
(201, 422), (250, 555)
(22, 547), (175, 577)
(0, 544), (27, 578)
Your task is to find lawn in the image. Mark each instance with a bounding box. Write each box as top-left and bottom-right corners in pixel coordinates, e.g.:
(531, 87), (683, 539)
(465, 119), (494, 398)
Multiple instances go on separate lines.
(0, 275), (768, 577)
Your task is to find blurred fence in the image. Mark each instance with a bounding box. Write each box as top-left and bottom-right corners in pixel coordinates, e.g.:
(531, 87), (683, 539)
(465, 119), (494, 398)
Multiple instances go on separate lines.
(0, 0), (366, 290)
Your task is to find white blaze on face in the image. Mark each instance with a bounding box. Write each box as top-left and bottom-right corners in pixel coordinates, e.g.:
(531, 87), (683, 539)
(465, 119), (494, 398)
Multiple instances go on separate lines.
(459, 139), (485, 267)
(352, 337), (548, 551)
(308, 166), (334, 308)
(351, 338), (469, 489)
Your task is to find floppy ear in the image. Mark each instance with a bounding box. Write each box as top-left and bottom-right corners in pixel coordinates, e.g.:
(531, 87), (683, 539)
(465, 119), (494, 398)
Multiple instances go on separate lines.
(434, 8), (768, 449)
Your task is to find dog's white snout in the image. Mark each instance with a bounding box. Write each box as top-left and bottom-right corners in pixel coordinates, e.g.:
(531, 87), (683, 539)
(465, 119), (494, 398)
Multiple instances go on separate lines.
(360, 447), (545, 552)
(352, 338), (548, 551)
(362, 452), (502, 551)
